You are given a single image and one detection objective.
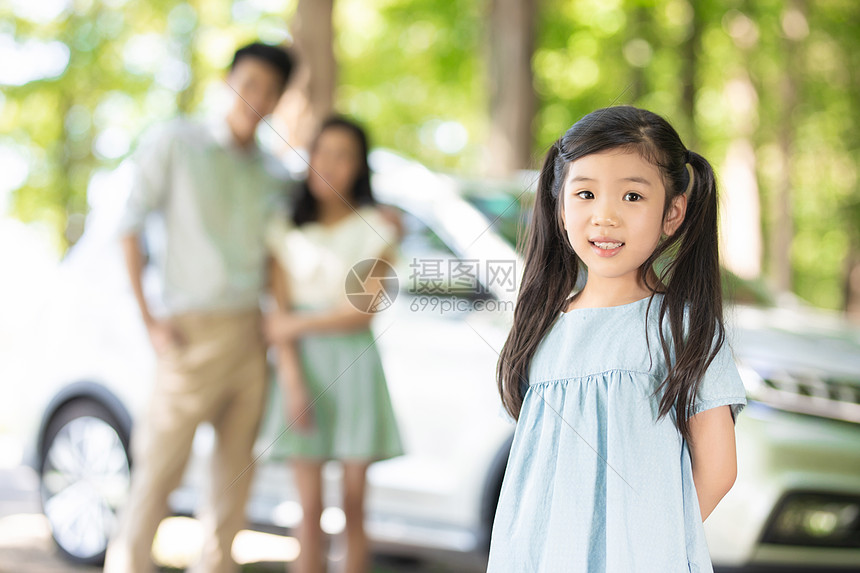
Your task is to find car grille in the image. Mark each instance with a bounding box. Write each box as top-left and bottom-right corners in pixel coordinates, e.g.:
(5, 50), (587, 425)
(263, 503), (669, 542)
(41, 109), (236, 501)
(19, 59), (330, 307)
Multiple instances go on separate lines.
(756, 374), (860, 424)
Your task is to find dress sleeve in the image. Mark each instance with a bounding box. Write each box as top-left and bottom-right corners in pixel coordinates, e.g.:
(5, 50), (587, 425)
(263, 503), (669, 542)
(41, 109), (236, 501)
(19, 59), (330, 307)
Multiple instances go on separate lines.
(690, 337), (747, 422)
(363, 207), (400, 260)
(116, 122), (176, 236)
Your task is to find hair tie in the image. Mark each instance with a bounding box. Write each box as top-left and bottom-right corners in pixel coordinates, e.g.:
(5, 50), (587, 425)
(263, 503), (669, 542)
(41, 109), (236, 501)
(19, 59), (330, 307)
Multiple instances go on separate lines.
(680, 150), (692, 192)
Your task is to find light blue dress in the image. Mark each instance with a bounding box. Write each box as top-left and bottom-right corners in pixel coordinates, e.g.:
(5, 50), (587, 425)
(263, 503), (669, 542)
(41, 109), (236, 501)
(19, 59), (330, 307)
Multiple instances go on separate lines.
(487, 295), (747, 573)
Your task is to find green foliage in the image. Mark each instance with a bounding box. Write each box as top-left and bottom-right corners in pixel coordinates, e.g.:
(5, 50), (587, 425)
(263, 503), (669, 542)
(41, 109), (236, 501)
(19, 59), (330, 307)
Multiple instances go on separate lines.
(335, 0), (486, 171)
(1, 0), (291, 246)
(530, 0), (858, 310)
(2, 0), (858, 310)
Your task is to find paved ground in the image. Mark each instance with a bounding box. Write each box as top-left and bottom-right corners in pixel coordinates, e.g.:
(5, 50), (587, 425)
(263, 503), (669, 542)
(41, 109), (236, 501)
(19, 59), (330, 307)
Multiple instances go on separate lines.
(0, 466), (482, 573)
(3, 467), (844, 573)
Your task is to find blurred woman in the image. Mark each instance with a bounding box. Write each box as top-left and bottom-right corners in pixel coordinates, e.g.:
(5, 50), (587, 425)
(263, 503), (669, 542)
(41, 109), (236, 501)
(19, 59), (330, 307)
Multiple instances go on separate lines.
(265, 116), (404, 573)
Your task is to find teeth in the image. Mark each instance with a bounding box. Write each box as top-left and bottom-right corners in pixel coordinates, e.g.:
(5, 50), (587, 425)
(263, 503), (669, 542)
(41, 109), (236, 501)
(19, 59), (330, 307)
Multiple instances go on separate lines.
(593, 241), (622, 249)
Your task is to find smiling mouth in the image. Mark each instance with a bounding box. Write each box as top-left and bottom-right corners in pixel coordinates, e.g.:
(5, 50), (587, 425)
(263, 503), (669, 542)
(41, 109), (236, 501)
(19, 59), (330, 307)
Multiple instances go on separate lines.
(590, 240), (624, 250)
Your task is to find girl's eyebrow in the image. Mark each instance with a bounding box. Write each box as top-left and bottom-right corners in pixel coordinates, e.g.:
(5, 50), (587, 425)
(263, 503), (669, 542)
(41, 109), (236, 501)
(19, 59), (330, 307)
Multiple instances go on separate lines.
(621, 176), (652, 186)
(568, 175), (652, 186)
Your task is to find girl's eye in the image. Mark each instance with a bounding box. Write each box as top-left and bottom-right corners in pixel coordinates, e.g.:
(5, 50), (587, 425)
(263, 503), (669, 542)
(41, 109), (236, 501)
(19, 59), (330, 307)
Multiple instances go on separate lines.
(576, 190), (594, 200)
(624, 192), (642, 202)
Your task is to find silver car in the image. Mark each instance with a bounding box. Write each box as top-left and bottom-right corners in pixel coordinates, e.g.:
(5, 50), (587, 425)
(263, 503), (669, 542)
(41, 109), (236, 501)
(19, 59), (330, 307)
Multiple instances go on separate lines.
(17, 150), (860, 569)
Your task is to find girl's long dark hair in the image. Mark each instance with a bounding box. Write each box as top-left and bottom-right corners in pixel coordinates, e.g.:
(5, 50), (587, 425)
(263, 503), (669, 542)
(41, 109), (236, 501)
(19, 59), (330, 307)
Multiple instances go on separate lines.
(292, 116), (375, 227)
(497, 105), (725, 443)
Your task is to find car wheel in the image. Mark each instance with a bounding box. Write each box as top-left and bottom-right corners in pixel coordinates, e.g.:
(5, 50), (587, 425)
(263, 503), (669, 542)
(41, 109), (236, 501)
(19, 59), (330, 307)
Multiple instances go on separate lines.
(39, 399), (131, 565)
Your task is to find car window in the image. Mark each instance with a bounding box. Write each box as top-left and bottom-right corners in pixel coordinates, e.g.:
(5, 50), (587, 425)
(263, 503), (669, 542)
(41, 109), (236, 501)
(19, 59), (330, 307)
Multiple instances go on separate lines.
(399, 210), (456, 260)
(394, 209), (493, 301)
(461, 189), (530, 255)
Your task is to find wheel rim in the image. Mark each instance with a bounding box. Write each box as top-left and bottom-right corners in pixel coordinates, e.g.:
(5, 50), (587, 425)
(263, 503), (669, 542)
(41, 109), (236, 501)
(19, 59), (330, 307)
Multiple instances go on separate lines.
(41, 415), (130, 560)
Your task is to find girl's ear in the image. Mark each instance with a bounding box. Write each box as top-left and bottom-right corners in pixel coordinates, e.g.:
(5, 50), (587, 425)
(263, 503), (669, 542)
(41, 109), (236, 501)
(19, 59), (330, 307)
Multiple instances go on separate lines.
(663, 193), (687, 237)
(558, 182), (568, 230)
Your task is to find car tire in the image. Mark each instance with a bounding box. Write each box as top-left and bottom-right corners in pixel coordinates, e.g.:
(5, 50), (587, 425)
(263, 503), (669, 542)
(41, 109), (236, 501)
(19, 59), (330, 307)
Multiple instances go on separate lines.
(39, 398), (131, 565)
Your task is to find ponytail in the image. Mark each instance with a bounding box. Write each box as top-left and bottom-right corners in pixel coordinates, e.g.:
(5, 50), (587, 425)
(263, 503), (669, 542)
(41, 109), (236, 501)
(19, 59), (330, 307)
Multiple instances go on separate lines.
(646, 149), (725, 443)
(497, 141), (580, 421)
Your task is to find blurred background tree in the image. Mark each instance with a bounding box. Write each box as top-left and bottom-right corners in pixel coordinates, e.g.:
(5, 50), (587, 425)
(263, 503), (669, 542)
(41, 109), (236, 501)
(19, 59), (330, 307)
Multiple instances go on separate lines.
(1, 0), (857, 315)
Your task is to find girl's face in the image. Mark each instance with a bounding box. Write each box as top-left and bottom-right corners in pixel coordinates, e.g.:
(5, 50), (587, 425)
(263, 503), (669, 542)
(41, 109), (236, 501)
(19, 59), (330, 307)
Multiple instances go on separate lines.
(308, 127), (364, 204)
(560, 149), (686, 290)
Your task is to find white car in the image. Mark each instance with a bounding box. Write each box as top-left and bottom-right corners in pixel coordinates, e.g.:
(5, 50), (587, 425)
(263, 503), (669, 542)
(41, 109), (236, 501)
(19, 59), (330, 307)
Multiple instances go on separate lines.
(15, 151), (860, 570)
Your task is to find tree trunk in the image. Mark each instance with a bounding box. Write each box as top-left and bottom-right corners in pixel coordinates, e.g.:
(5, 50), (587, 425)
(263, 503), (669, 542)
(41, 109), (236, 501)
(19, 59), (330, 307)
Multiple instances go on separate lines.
(486, 0), (536, 176)
(176, 0), (200, 115)
(278, 0), (336, 149)
(720, 135), (762, 280)
(768, 2), (803, 293)
(843, 5), (860, 319)
(720, 6), (762, 281)
(844, 251), (860, 322)
(679, 0), (702, 147)
(627, 6), (648, 105)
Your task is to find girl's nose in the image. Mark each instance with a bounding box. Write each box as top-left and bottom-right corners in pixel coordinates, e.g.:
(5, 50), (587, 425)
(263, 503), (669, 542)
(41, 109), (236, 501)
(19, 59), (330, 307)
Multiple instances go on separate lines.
(591, 212), (618, 227)
(590, 197), (619, 226)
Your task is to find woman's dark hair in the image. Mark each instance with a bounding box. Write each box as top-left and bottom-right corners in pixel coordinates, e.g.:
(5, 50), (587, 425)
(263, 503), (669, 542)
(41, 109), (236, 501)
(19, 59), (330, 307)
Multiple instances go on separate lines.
(497, 105), (725, 443)
(292, 116), (375, 227)
(231, 42), (295, 92)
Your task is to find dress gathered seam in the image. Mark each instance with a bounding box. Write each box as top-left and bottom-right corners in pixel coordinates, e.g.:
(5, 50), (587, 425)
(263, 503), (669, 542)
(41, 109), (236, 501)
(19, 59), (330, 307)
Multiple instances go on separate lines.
(529, 367), (658, 387)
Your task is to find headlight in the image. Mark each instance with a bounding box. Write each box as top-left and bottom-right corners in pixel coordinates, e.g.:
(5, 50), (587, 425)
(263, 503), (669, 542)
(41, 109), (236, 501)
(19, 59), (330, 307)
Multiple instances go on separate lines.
(762, 492), (860, 547)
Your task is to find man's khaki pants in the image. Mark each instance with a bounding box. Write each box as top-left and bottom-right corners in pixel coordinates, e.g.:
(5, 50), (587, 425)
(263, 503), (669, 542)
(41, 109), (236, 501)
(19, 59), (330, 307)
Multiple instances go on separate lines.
(104, 311), (267, 573)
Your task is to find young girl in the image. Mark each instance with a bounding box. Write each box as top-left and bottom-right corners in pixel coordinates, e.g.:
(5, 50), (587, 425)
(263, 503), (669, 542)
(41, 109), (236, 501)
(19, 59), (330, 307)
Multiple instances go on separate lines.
(488, 106), (747, 572)
(265, 116), (404, 573)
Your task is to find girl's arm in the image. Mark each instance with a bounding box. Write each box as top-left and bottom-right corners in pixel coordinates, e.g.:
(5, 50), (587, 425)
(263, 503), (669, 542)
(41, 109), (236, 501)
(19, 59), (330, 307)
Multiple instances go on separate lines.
(267, 255), (314, 431)
(267, 256), (304, 392)
(269, 303), (374, 339)
(266, 247), (396, 341)
(687, 405), (738, 521)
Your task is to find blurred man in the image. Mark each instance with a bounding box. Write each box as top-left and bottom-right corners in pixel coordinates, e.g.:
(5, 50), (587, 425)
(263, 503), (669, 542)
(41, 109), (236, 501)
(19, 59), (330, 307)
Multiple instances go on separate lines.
(104, 42), (295, 573)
